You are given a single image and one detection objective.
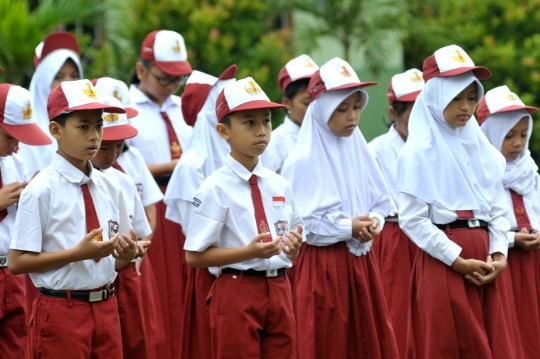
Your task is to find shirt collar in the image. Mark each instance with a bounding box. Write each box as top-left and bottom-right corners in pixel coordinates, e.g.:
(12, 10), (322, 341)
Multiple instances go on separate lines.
(389, 124), (406, 147)
(51, 153), (100, 186)
(282, 116), (301, 133)
(224, 154), (267, 182)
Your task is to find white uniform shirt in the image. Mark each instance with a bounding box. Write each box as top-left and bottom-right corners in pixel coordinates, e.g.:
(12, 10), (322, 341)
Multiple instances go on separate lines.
(368, 125), (404, 219)
(260, 116), (300, 173)
(103, 167), (152, 239)
(503, 173), (540, 247)
(398, 181), (510, 267)
(0, 154), (29, 256)
(116, 146), (163, 207)
(127, 85), (192, 165)
(184, 154), (303, 272)
(10, 154), (132, 290)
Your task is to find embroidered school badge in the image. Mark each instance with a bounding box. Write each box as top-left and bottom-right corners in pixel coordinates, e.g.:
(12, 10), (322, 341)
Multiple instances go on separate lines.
(83, 83), (97, 99)
(113, 90), (122, 102)
(129, 215), (133, 224)
(172, 40), (181, 53)
(135, 183), (143, 198)
(274, 220), (289, 237)
(104, 113), (119, 122)
(22, 103), (32, 120)
(245, 80), (262, 95)
(410, 71), (423, 83)
(452, 49), (467, 64)
(108, 220), (119, 237)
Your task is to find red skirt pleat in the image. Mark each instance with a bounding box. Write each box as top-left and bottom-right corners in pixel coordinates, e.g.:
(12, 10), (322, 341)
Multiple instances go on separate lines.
(144, 187), (185, 359)
(503, 247), (540, 358)
(178, 267), (215, 359)
(371, 221), (418, 359)
(406, 227), (517, 359)
(294, 241), (399, 359)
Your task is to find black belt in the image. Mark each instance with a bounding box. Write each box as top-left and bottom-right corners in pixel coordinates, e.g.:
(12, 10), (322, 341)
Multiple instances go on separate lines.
(39, 284), (114, 302)
(222, 268), (286, 278)
(435, 219), (488, 230)
(154, 175), (171, 187)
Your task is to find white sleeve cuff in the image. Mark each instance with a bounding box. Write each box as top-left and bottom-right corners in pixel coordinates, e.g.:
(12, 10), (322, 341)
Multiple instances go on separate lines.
(337, 218), (352, 238)
(369, 212), (385, 231)
(441, 239), (463, 267)
(507, 231), (515, 248)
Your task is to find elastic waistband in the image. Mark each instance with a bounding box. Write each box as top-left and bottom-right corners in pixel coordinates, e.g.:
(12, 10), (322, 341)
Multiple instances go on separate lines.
(222, 268), (286, 278)
(39, 284), (114, 302)
(435, 219), (487, 231)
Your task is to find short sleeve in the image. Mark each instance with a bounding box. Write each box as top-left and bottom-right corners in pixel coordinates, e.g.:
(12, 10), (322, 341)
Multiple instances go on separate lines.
(184, 192), (227, 252)
(11, 187), (48, 253)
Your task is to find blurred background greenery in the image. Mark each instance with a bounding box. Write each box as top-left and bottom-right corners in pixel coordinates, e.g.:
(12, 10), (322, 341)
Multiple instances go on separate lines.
(1, 0), (540, 161)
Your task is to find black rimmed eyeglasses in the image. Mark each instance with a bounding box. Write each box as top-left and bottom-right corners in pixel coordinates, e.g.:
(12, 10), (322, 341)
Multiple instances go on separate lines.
(144, 63), (188, 87)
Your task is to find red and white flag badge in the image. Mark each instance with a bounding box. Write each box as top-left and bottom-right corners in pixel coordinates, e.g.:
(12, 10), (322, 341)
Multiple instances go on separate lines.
(272, 196), (286, 207)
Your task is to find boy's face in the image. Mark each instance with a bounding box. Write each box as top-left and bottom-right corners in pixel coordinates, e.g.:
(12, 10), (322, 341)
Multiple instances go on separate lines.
(136, 61), (183, 104)
(91, 139), (125, 170)
(217, 109), (272, 158)
(51, 110), (103, 164)
(283, 87), (310, 126)
(443, 81), (477, 128)
(0, 127), (19, 157)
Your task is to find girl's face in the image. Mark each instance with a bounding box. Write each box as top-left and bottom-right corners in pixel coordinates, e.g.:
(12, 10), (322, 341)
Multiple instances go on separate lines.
(501, 116), (529, 162)
(283, 87), (310, 126)
(327, 91), (362, 137)
(443, 81), (477, 127)
(0, 127), (19, 157)
(389, 102), (414, 141)
(50, 59), (80, 90)
(92, 140), (125, 170)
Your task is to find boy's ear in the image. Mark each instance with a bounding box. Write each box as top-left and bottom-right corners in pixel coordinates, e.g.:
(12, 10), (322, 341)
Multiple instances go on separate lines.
(135, 62), (146, 82)
(388, 106), (396, 121)
(282, 96), (292, 112)
(49, 121), (62, 140)
(216, 123), (230, 141)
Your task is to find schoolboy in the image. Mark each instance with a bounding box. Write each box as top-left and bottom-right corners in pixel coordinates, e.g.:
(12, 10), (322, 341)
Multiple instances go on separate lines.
(90, 96), (152, 359)
(8, 79), (147, 358)
(184, 77), (303, 359)
(0, 84), (52, 358)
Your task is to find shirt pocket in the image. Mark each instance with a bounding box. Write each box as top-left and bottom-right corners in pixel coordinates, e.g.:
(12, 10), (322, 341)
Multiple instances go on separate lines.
(266, 209), (293, 239)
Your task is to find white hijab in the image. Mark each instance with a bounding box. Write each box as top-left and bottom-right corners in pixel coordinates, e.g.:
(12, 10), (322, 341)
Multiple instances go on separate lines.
(397, 72), (505, 212)
(17, 49), (83, 175)
(481, 110), (537, 195)
(281, 88), (393, 256)
(164, 78), (235, 225)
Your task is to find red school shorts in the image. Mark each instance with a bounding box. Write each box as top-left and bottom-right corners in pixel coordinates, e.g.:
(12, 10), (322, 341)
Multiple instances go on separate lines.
(0, 267), (28, 358)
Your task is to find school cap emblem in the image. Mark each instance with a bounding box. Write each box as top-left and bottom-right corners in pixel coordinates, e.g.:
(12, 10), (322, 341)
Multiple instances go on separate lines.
(91, 229), (103, 242)
(452, 49), (467, 64)
(339, 65), (352, 77)
(113, 90), (121, 102)
(172, 40), (181, 53)
(83, 83), (97, 99)
(22, 103), (32, 120)
(245, 80), (262, 95)
(305, 59), (316, 68)
(505, 92), (518, 101)
(104, 113), (119, 122)
(410, 71), (423, 83)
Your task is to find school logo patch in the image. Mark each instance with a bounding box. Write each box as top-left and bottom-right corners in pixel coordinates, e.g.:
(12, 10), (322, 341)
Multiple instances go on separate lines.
(135, 183), (143, 199)
(172, 40), (181, 53)
(104, 113), (119, 122)
(305, 58), (316, 68)
(83, 83), (97, 99)
(452, 49), (467, 64)
(339, 65), (352, 77)
(108, 220), (119, 237)
(22, 103), (32, 120)
(410, 71), (423, 83)
(113, 90), (122, 102)
(245, 80), (262, 95)
(274, 220), (289, 237)
(129, 215), (134, 224)
(505, 92), (518, 101)
(193, 197), (201, 207)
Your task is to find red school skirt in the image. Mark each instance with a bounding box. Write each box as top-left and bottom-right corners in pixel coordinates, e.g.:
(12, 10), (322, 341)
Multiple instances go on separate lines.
(501, 246), (540, 359)
(294, 241), (399, 359)
(144, 186), (186, 359)
(406, 227), (517, 359)
(371, 221), (418, 359)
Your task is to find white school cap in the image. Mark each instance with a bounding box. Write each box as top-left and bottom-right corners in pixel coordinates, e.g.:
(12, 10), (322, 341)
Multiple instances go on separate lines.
(100, 96), (138, 141)
(182, 64), (237, 126)
(47, 79), (126, 120)
(476, 85), (538, 124)
(0, 84), (52, 145)
(387, 68), (424, 104)
(215, 77), (284, 122)
(33, 31), (80, 68)
(141, 30), (192, 76)
(422, 44), (491, 83)
(277, 54), (319, 92)
(91, 77), (138, 118)
(308, 57), (377, 101)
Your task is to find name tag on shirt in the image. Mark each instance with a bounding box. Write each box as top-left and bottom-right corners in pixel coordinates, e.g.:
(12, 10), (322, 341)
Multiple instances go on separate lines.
(272, 196), (285, 207)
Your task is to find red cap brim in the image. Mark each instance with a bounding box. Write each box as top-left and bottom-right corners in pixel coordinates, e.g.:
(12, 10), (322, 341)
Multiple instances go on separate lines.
(396, 90), (422, 103)
(69, 102), (126, 114)
(154, 61), (192, 76)
(224, 100), (285, 121)
(438, 66), (492, 80)
(102, 124), (138, 141)
(0, 123), (52, 146)
(125, 107), (138, 118)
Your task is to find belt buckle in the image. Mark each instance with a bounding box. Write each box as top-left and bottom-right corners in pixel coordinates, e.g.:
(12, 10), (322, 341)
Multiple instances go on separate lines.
(0, 256), (7, 268)
(265, 269), (279, 278)
(89, 290), (105, 302)
(467, 219), (480, 229)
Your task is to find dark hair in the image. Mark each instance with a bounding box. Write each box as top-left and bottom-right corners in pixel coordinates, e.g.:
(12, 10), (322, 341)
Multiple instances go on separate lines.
(383, 100), (410, 129)
(51, 112), (74, 127)
(220, 114), (231, 127)
(283, 78), (310, 100)
(130, 59), (152, 85)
